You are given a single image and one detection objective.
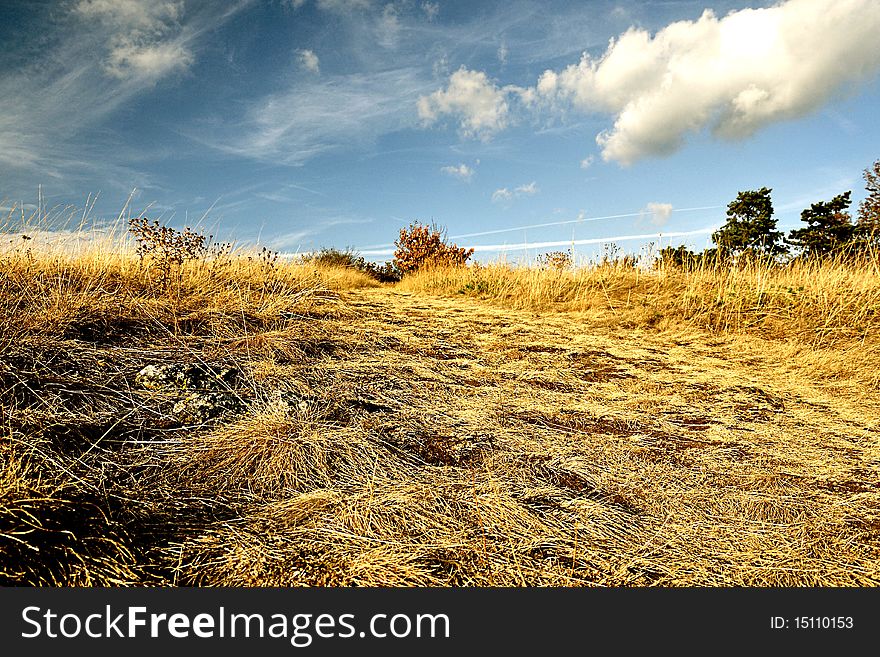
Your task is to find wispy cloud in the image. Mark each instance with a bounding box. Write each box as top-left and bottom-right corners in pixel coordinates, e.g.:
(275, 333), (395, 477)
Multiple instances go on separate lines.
(269, 216), (373, 250)
(74, 0), (193, 80)
(377, 4), (401, 48)
(421, 2), (439, 22)
(498, 42), (509, 65)
(440, 163), (475, 182)
(297, 49), (321, 73)
(255, 192), (295, 203)
(195, 3), (569, 167)
(450, 205), (721, 240)
(200, 67), (434, 164)
(467, 226), (718, 253)
(492, 181), (538, 203)
(317, 0), (372, 12)
(0, 1), (253, 194)
(287, 0), (372, 14)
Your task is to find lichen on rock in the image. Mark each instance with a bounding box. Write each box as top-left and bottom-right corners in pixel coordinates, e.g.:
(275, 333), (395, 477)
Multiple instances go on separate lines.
(135, 362), (243, 423)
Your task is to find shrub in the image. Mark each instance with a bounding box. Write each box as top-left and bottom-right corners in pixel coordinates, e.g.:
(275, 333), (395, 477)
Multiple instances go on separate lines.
(366, 261), (403, 283)
(128, 217), (209, 286)
(536, 250), (573, 270)
(597, 242), (638, 268)
(656, 245), (698, 269)
(393, 222), (474, 274)
(308, 247), (365, 270)
(305, 247), (401, 283)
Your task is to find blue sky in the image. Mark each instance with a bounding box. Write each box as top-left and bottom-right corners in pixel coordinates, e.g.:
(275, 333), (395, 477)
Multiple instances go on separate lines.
(2, 0), (879, 262)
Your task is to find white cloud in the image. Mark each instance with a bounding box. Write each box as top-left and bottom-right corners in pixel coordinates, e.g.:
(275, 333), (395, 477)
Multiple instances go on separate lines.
(643, 202), (673, 226)
(440, 163), (475, 182)
(297, 49), (320, 73)
(422, 2), (439, 21)
(105, 40), (193, 79)
(74, 0), (193, 81)
(492, 181), (538, 203)
(491, 188), (512, 203)
(530, 0), (880, 165)
(580, 155), (594, 169)
(498, 42), (509, 65)
(417, 67), (514, 140)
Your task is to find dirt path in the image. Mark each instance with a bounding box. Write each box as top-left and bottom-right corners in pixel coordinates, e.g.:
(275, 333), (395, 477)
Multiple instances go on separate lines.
(342, 287), (880, 454)
(278, 285), (880, 585)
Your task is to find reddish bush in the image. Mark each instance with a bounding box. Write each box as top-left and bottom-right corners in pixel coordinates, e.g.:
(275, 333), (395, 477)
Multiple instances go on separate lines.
(393, 222), (474, 274)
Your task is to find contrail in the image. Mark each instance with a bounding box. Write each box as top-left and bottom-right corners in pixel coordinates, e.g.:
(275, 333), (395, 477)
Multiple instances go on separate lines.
(358, 205), (721, 250)
(448, 205), (721, 239)
(357, 225), (718, 258)
(468, 226), (718, 253)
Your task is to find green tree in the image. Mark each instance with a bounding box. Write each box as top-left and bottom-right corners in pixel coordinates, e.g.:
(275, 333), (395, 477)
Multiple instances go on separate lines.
(787, 191), (855, 259)
(712, 187), (787, 259)
(656, 244), (698, 268)
(857, 159), (880, 238)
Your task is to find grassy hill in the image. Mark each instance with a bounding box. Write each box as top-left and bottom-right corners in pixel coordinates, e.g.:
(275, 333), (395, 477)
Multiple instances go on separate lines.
(2, 234), (879, 585)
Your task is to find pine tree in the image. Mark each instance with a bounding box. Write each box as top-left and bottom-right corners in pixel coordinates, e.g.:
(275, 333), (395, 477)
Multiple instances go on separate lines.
(787, 192), (855, 258)
(857, 159), (880, 239)
(712, 188), (787, 259)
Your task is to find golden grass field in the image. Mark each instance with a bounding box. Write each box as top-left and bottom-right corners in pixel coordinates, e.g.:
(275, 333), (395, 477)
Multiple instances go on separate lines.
(1, 227), (879, 586)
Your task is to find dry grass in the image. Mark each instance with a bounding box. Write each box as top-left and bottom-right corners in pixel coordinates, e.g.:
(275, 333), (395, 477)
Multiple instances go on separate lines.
(398, 255), (880, 388)
(2, 223), (879, 586)
(398, 254), (880, 347)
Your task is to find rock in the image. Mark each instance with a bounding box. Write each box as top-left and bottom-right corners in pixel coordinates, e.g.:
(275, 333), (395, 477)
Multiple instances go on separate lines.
(136, 362), (244, 424)
(135, 363), (238, 391)
(265, 389), (312, 414)
(172, 391), (245, 424)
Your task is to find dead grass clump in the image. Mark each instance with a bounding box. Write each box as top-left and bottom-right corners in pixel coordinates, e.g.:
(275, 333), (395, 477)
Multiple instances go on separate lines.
(0, 253), (341, 346)
(165, 403), (401, 499)
(0, 492), (140, 586)
(168, 474), (620, 587)
(0, 208), (373, 348)
(0, 433), (141, 586)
